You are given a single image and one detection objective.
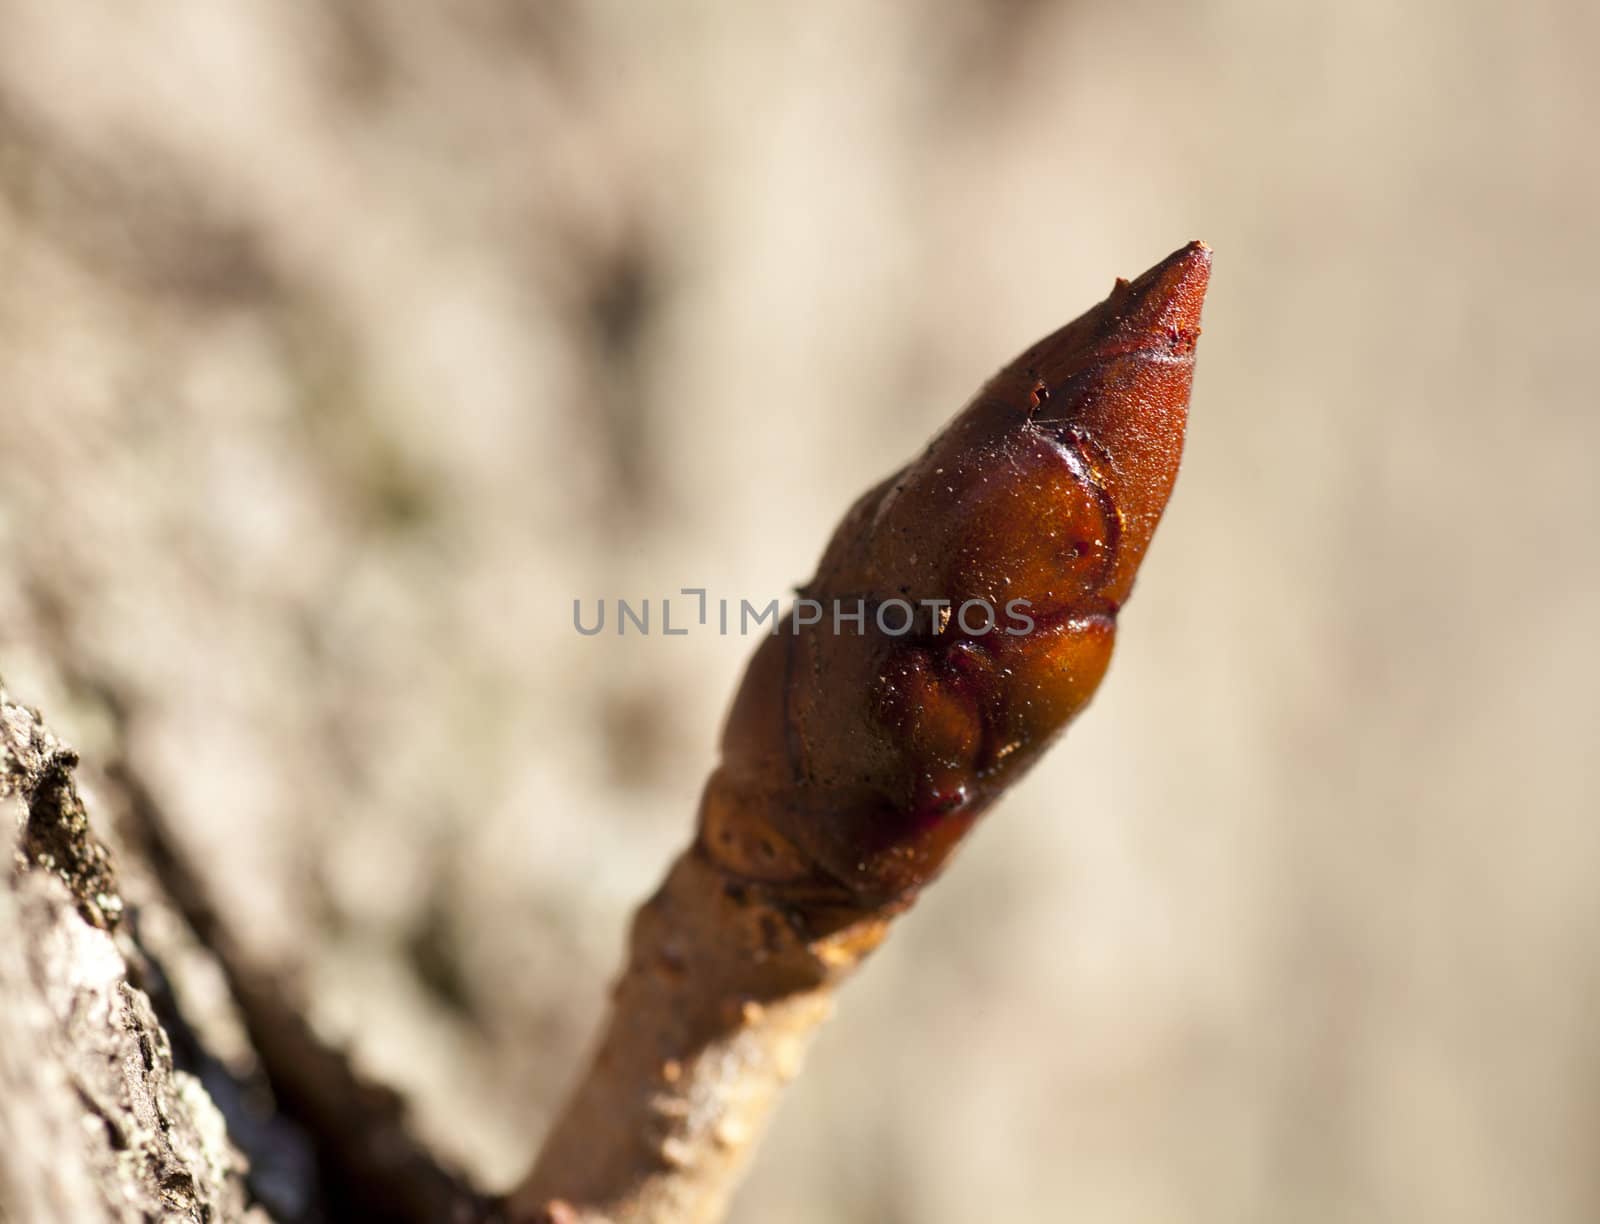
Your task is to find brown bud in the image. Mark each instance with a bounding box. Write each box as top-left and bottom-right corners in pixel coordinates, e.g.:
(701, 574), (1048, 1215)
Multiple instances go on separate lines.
(701, 243), (1211, 911)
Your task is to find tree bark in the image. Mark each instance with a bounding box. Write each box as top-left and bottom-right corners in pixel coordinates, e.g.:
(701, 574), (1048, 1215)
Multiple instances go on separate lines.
(0, 683), (267, 1224)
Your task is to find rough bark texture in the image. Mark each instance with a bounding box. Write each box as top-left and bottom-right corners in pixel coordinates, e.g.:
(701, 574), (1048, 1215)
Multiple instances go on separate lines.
(0, 680), (491, 1224)
(0, 685), (266, 1224)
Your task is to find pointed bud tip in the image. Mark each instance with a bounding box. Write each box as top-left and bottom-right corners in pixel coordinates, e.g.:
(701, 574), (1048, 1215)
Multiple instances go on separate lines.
(1007, 242), (1212, 387)
(1121, 240), (1211, 342)
(1162, 239), (1212, 287)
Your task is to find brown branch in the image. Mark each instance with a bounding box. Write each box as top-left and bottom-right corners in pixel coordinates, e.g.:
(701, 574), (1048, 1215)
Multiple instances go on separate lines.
(516, 851), (884, 1224)
(508, 242), (1212, 1223)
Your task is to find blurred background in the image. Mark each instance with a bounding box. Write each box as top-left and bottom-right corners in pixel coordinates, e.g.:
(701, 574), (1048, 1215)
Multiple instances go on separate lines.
(1, 2), (1597, 1221)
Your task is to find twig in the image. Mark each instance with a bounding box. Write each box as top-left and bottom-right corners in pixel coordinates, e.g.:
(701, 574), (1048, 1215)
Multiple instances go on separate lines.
(509, 242), (1212, 1224)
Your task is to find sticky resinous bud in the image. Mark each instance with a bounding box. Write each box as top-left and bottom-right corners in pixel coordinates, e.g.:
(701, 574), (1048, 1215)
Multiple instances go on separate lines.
(701, 243), (1211, 913)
